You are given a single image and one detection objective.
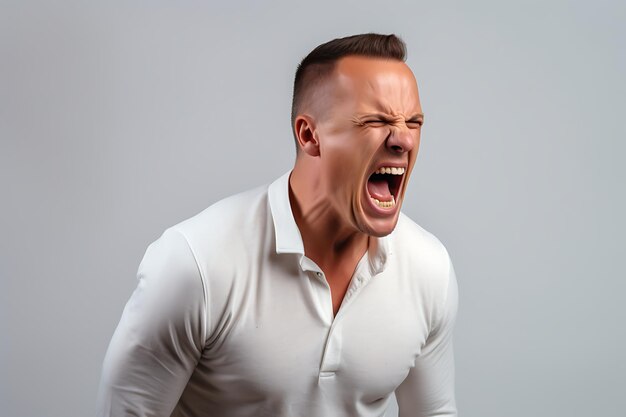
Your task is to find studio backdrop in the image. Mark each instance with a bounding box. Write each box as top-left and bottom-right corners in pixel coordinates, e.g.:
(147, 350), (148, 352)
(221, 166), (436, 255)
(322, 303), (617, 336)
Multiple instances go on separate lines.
(1, 1), (624, 416)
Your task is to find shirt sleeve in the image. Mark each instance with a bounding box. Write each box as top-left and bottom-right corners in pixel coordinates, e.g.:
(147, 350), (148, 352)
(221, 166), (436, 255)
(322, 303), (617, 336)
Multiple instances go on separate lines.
(96, 227), (207, 417)
(395, 255), (459, 417)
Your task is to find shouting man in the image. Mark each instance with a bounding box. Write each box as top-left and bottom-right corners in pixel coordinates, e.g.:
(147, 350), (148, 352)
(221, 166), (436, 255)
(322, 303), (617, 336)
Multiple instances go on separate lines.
(97, 33), (459, 417)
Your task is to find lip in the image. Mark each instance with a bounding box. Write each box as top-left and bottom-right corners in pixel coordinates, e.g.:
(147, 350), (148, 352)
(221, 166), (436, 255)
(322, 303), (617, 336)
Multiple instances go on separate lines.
(364, 188), (401, 216)
(369, 162), (408, 195)
(371, 162), (408, 172)
(363, 161), (408, 216)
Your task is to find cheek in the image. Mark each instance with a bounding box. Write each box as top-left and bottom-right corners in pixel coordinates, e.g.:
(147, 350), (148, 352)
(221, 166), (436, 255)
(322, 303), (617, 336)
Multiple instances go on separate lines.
(319, 128), (386, 200)
(324, 134), (376, 174)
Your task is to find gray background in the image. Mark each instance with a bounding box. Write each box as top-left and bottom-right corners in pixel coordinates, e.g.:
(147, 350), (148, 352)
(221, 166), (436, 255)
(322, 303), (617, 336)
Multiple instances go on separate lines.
(1, 1), (624, 416)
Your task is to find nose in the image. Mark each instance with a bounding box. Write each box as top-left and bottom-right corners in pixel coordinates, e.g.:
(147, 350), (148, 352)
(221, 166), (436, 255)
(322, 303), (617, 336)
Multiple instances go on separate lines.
(386, 125), (416, 154)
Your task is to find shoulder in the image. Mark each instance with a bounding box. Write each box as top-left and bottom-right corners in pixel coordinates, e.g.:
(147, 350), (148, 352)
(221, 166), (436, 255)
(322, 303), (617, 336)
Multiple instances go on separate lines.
(131, 226), (208, 342)
(155, 182), (274, 288)
(392, 212), (453, 277)
(138, 183), (272, 337)
(169, 183), (270, 252)
(140, 182), (270, 281)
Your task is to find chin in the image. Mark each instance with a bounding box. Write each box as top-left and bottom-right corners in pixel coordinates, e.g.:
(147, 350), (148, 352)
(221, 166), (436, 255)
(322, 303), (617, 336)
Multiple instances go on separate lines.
(356, 213), (400, 238)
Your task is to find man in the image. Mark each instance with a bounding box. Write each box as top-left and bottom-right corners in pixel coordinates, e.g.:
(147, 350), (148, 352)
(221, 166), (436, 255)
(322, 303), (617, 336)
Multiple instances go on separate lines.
(97, 33), (459, 417)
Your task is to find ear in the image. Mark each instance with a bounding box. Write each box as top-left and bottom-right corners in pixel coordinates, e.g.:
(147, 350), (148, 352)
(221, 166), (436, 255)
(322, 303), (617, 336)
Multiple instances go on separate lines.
(294, 115), (320, 157)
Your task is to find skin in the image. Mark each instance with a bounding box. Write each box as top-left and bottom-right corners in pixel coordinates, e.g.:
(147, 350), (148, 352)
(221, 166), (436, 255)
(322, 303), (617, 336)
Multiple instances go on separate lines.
(289, 55), (423, 315)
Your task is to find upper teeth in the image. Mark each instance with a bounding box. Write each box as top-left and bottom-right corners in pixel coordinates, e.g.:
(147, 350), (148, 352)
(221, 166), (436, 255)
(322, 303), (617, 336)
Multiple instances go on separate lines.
(375, 167), (405, 175)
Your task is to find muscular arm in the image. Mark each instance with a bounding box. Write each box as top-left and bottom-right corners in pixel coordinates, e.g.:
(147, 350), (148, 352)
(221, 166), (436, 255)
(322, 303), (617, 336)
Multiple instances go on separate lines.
(96, 228), (207, 417)
(395, 256), (459, 417)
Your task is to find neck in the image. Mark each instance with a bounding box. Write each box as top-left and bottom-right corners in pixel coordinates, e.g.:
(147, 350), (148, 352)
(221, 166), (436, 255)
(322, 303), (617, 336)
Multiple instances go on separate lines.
(288, 161), (369, 270)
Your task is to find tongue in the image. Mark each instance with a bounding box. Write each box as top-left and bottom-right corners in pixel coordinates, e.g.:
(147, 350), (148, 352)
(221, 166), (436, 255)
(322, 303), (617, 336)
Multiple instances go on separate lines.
(367, 178), (392, 200)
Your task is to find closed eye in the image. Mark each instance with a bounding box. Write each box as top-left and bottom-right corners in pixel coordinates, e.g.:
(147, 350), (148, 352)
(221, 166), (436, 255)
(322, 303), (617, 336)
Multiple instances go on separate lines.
(364, 119), (387, 127)
(406, 119), (424, 129)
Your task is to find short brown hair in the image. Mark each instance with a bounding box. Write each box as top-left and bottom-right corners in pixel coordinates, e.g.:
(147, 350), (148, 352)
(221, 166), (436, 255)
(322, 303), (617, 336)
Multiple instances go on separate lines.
(291, 33), (407, 152)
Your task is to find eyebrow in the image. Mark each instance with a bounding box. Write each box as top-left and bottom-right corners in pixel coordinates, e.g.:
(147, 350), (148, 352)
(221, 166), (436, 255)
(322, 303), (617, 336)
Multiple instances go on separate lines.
(407, 113), (425, 122)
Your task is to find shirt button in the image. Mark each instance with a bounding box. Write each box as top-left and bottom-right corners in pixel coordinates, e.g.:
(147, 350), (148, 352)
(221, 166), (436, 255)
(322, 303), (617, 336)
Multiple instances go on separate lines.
(316, 272), (322, 277)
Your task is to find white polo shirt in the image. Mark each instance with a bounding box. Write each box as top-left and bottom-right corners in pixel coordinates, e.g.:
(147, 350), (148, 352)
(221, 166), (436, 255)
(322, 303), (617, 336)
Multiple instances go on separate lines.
(96, 170), (459, 417)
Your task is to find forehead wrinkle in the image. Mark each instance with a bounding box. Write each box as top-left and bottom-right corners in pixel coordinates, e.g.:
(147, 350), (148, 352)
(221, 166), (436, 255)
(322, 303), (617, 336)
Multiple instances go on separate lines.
(332, 58), (422, 119)
(364, 81), (420, 118)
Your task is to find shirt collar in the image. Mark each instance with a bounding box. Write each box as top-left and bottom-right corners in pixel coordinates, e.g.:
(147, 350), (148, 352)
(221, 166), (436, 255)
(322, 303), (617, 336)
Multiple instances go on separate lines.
(268, 170), (305, 256)
(267, 170), (392, 275)
(366, 233), (391, 276)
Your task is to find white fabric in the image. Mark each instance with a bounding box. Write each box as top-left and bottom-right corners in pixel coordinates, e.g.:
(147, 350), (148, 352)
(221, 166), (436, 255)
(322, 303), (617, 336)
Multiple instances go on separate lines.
(96, 170), (459, 417)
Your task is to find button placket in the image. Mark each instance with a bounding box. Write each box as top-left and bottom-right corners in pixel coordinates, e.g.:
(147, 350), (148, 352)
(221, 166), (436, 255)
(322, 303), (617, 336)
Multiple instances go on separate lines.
(313, 270), (334, 324)
(303, 254), (374, 382)
(334, 255), (371, 316)
(317, 265), (371, 381)
(318, 323), (343, 380)
(301, 259), (334, 325)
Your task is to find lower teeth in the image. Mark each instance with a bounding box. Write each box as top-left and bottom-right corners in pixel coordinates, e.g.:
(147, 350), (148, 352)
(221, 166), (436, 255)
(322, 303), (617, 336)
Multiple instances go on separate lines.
(370, 196), (395, 208)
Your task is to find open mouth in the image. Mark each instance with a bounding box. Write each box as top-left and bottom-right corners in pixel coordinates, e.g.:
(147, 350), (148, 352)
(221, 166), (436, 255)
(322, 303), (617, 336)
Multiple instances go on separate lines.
(366, 166), (405, 209)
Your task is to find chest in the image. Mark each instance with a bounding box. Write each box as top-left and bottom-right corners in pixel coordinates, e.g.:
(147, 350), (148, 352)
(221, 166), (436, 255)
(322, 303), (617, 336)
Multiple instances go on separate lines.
(199, 264), (430, 404)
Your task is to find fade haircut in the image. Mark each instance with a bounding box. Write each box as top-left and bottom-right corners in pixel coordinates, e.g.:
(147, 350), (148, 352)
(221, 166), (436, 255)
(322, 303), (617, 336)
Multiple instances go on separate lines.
(290, 33), (407, 153)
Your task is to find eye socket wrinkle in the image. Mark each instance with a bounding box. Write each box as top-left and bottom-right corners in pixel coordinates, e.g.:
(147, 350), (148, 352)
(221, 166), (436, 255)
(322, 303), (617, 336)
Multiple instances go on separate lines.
(362, 114), (424, 128)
